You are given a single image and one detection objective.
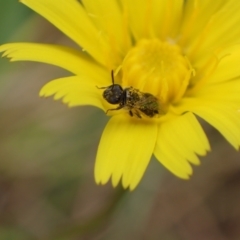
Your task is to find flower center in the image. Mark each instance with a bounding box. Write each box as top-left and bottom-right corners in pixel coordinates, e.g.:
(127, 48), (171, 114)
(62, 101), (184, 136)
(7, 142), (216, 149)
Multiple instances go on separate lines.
(121, 39), (193, 105)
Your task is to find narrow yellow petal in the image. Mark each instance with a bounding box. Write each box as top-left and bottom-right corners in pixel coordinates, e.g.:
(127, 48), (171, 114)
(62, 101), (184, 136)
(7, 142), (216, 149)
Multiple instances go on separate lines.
(95, 114), (158, 190)
(150, 0), (184, 38)
(119, 0), (148, 40)
(0, 43), (108, 84)
(194, 80), (240, 102)
(154, 113), (210, 178)
(189, 48), (237, 94)
(180, 0), (225, 45)
(120, 0), (183, 40)
(198, 109), (240, 150)
(20, 0), (107, 64)
(40, 76), (105, 110)
(207, 45), (240, 84)
(179, 81), (240, 149)
(81, 0), (131, 63)
(182, 102), (240, 150)
(181, 0), (240, 61)
(195, 1), (240, 55)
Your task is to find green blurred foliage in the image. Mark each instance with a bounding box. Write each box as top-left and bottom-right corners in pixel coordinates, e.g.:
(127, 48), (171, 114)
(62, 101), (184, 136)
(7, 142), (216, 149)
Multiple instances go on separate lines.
(0, 0), (32, 43)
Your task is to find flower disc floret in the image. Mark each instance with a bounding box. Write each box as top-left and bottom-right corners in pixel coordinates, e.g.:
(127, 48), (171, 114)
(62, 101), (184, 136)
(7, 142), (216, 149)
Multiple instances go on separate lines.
(121, 39), (193, 105)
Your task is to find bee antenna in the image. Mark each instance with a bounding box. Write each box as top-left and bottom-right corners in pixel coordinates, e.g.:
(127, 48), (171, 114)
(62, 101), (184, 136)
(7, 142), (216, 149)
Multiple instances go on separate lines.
(111, 70), (115, 85)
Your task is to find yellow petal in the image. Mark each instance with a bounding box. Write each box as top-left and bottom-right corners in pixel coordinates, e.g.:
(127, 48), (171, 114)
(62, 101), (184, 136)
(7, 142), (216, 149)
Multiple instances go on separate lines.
(81, 0), (131, 62)
(194, 80), (240, 102)
(150, 0), (184, 38)
(189, 44), (240, 93)
(0, 43), (108, 83)
(207, 44), (240, 84)
(197, 108), (240, 150)
(179, 79), (240, 149)
(120, 0), (183, 40)
(180, 98), (240, 150)
(181, 0), (240, 61)
(181, 0), (225, 45)
(154, 112), (210, 178)
(40, 76), (105, 110)
(95, 114), (158, 190)
(20, 0), (107, 65)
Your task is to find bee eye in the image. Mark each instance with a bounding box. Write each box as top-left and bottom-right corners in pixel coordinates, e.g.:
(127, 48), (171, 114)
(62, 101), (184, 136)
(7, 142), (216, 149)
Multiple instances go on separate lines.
(103, 84), (123, 104)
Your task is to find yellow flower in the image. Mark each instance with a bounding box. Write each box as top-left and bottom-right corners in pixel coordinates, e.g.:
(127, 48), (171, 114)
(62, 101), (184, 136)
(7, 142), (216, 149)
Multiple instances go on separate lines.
(1, 0), (240, 190)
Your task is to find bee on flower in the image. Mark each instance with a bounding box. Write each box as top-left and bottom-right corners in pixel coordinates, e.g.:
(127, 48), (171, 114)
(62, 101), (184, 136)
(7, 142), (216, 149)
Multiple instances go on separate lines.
(98, 70), (162, 118)
(1, 0), (240, 190)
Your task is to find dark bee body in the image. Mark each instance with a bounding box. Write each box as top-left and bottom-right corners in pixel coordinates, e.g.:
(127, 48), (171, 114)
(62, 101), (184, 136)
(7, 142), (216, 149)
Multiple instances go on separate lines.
(98, 71), (160, 118)
(123, 88), (159, 118)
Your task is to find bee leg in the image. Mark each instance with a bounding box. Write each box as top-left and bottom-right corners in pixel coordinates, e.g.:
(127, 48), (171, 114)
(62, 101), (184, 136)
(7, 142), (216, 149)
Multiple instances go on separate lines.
(129, 110), (141, 118)
(96, 86), (107, 89)
(105, 105), (123, 114)
(135, 110), (142, 118)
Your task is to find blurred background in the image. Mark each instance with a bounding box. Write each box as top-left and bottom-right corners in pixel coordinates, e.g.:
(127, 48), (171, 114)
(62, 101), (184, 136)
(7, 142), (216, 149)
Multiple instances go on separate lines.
(1, 1), (240, 240)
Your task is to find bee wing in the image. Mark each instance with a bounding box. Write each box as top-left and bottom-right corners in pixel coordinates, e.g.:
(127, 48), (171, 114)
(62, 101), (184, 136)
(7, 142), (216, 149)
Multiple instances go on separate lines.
(134, 93), (158, 107)
(134, 93), (165, 115)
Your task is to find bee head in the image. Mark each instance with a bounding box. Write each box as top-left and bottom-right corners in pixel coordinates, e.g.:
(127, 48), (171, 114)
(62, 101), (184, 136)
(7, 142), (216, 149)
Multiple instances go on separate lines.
(103, 84), (123, 104)
(101, 70), (124, 104)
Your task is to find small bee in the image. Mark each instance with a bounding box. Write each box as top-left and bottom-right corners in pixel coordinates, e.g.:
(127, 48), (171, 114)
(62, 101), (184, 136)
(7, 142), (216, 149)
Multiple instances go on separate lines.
(97, 71), (161, 118)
